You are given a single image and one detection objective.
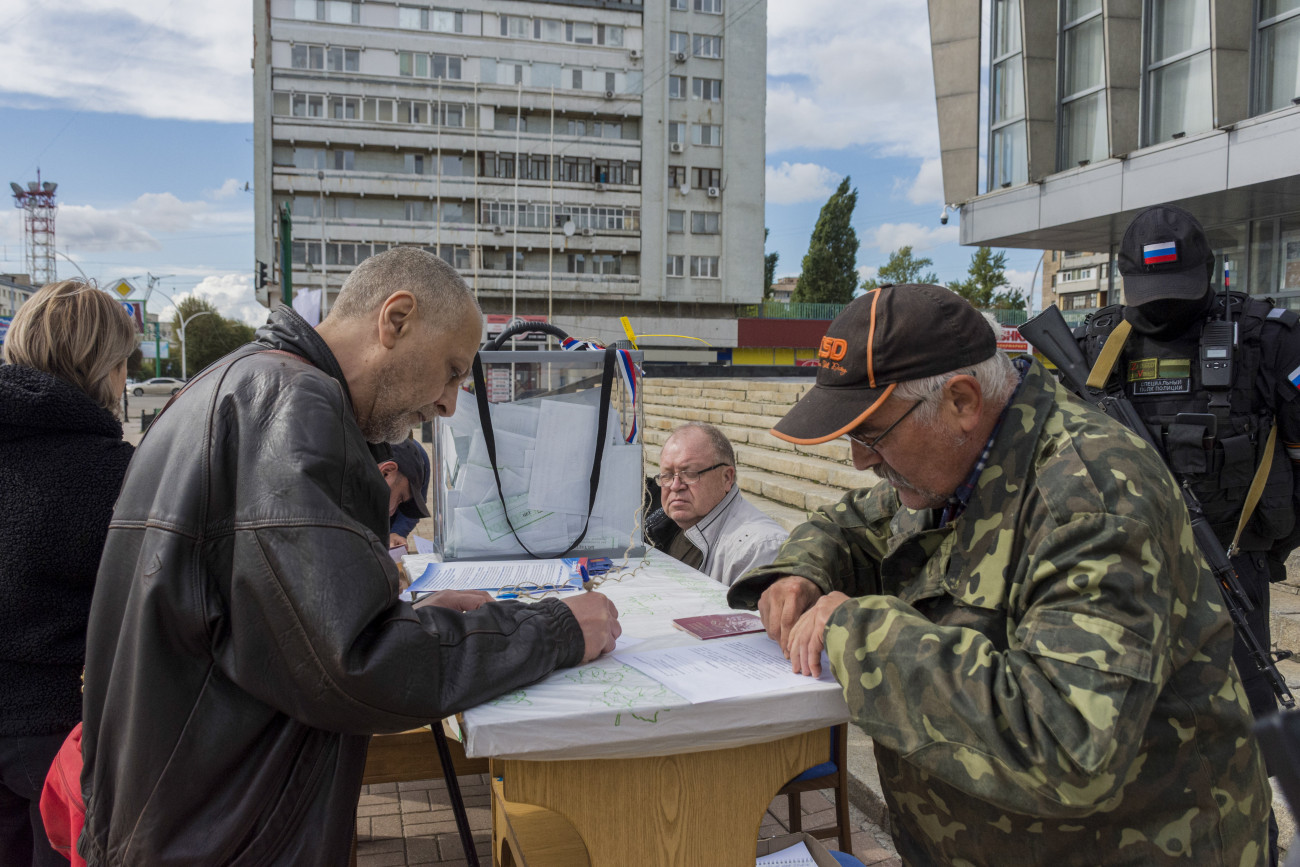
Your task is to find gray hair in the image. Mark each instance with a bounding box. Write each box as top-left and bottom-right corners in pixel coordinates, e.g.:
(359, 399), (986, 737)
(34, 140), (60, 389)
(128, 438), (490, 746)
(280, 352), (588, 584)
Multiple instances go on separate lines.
(327, 246), (480, 328)
(892, 312), (1018, 427)
(666, 421), (736, 468)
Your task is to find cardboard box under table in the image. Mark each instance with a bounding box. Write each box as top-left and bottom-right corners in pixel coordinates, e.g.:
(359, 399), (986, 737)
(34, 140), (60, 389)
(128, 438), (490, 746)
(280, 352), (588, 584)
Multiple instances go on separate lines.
(449, 551), (850, 867)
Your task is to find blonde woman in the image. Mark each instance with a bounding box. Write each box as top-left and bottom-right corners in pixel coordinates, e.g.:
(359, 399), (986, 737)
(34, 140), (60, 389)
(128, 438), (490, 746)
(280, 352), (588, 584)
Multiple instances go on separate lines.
(0, 281), (135, 867)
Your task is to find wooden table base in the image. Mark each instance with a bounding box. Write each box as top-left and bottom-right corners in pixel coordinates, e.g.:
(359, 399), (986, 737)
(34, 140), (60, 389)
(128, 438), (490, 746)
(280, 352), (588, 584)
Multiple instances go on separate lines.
(494, 729), (827, 867)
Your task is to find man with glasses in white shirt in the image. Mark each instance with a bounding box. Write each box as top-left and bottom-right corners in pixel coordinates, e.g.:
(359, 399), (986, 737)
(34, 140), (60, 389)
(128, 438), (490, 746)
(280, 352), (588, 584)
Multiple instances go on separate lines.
(650, 421), (788, 586)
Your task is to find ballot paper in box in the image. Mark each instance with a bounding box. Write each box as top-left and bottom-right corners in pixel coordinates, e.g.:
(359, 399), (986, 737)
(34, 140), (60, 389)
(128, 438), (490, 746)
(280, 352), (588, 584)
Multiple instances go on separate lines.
(432, 348), (645, 560)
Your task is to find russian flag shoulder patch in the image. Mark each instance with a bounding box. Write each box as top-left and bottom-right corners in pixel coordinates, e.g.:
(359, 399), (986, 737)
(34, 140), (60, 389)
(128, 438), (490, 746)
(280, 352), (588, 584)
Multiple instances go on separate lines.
(1288, 363), (1300, 391)
(1143, 241), (1179, 265)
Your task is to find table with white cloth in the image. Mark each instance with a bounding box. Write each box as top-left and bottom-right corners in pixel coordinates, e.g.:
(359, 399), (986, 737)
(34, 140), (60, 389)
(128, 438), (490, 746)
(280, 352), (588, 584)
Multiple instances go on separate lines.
(402, 549), (849, 867)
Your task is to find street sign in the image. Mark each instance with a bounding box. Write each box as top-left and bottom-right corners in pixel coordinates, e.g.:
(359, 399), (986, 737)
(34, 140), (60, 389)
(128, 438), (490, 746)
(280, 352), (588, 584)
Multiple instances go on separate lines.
(120, 301), (145, 333)
(109, 278), (138, 299)
(140, 341), (170, 359)
(0, 317), (10, 345)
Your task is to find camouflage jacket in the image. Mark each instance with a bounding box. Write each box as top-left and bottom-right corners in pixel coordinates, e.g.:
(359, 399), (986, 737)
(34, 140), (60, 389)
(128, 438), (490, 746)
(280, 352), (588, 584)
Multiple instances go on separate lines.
(730, 361), (1270, 866)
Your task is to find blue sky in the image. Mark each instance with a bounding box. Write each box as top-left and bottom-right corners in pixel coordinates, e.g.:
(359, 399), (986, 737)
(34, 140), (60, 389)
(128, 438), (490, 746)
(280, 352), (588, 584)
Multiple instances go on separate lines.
(0, 0), (1044, 325)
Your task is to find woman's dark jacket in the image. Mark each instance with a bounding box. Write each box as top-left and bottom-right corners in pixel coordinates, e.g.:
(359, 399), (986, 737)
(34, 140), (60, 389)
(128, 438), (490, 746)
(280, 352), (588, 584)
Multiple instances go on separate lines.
(0, 364), (133, 736)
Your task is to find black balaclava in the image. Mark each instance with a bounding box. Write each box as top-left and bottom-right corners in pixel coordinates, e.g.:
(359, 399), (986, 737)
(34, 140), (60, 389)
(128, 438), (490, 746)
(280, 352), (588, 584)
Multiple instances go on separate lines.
(1125, 260), (1215, 339)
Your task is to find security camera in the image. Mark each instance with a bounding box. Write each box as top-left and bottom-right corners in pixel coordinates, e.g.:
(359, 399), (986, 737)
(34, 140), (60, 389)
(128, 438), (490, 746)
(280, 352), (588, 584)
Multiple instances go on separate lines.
(939, 208), (949, 225)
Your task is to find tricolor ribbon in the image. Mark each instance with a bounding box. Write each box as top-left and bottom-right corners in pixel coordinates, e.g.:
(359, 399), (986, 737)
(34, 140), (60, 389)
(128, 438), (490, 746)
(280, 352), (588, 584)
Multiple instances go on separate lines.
(560, 337), (640, 443)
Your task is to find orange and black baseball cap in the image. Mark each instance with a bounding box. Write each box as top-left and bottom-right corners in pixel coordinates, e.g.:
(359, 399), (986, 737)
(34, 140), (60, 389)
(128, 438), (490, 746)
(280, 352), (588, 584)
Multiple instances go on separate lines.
(771, 284), (997, 445)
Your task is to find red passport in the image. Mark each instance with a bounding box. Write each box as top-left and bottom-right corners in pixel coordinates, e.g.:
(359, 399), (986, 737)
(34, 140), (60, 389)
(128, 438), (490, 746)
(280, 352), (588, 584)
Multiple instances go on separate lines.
(672, 612), (765, 640)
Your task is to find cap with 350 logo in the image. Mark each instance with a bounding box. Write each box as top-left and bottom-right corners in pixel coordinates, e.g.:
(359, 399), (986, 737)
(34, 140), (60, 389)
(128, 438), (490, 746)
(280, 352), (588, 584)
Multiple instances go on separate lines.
(772, 284), (998, 445)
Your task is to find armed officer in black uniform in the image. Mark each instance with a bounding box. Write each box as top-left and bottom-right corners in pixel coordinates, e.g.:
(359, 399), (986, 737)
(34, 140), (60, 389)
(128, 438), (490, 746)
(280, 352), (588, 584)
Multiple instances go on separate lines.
(1077, 204), (1300, 863)
(1079, 205), (1300, 719)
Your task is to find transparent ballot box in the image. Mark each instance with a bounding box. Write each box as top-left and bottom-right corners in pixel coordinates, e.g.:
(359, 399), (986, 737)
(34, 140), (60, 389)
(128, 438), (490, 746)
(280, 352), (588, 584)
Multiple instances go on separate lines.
(432, 349), (645, 560)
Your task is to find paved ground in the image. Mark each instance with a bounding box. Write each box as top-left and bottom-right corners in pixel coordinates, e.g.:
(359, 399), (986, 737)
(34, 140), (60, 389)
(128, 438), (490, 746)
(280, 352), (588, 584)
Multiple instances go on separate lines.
(354, 774), (901, 867)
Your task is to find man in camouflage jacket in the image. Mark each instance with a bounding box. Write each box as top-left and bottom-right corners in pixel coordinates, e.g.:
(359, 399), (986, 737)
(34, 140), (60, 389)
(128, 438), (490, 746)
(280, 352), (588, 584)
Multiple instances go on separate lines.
(729, 284), (1270, 866)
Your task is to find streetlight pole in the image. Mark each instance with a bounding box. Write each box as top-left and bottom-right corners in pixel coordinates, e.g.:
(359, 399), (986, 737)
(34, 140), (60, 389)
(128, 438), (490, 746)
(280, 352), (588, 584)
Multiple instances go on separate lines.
(178, 310), (213, 381)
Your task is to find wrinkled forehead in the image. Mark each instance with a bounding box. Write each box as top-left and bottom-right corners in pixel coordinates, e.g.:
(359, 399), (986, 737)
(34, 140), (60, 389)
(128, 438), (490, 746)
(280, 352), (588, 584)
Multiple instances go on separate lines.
(661, 428), (718, 467)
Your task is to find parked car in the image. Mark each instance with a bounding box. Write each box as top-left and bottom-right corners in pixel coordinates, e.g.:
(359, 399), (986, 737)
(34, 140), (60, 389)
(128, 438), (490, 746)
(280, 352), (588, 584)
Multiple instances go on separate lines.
(132, 377), (185, 396)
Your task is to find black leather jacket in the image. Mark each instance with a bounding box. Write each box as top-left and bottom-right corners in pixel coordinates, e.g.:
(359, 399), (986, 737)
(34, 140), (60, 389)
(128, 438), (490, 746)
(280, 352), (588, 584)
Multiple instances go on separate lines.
(80, 308), (584, 866)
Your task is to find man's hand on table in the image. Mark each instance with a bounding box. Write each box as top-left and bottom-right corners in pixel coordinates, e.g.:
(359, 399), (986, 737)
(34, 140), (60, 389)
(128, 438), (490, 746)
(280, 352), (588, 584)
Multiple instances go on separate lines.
(389, 533), (408, 549)
(786, 591), (850, 677)
(562, 591), (622, 664)
(413, 589), (493, 612)
(757, 575), (823, 653)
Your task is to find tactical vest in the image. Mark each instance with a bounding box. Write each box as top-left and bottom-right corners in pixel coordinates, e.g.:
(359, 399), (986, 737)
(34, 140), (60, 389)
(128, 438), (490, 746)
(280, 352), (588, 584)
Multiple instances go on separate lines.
(1079, 293), (1297, 552)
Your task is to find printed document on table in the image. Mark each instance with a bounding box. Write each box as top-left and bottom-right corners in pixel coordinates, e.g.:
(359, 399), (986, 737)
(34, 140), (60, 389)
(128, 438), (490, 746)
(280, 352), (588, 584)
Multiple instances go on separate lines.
(613, 633), (837, 704)
(404, 559), (573, 595)
(755, 840), (816, 866)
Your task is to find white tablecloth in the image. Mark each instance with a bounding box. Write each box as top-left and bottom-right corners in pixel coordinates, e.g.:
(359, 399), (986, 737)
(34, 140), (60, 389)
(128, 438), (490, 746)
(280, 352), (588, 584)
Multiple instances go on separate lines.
(411, 550), (849, 761)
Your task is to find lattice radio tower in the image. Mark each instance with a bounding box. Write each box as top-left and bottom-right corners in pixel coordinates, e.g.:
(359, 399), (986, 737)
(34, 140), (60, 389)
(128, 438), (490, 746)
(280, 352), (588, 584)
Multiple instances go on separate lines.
(9, 170), (58, 286)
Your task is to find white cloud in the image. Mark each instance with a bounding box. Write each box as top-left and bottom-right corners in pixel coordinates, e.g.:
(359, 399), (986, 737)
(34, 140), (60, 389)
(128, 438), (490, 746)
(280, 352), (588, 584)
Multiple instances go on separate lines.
(867, 222), (960, 254)
(58, 204), (162, 252)
(905, 158), (945, 206)
(189, 274), (267, 327)
(209, 179), (246, 200)
(767, 0), (938, 158)
(44, 192), (248, 255)
(0, 0), (251, 122)
(765, 162), (842, 205)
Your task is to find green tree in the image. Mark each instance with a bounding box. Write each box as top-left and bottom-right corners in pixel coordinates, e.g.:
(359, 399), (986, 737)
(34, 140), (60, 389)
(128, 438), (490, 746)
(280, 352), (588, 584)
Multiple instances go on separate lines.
(793, 177), (858, 304)
(948, 247), (1024, 309)
(170, 296), (256, 378)
(861, 245), (940, 290)
(763, 228), (780, 301)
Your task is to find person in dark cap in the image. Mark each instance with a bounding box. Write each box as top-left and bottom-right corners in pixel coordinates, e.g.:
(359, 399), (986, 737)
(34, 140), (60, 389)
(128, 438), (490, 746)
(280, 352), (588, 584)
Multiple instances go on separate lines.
(1078, 205), (1300, 725)
(728, 283), (1269, 865)
(381, 438), (431, 547)
(1076, 204), (1300, 864)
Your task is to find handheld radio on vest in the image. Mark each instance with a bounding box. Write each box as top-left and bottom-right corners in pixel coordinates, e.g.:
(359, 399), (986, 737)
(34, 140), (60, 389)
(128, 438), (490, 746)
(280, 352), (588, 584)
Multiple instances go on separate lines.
(1200, 262), (1234, 390)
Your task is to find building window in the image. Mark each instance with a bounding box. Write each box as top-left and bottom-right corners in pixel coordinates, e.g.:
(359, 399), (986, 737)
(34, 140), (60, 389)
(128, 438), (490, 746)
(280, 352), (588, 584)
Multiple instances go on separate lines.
(1256, 2), (1300, 114)
(668, 210), (685, 233)
(332, 149), (355, 171)
(669, 166), (688, 188)
(399, 7), (462, 32)
(501, 15), (531, 38)
(327, 47), (359, 72)
(694, 0), (722, 13)
(690, 256), (720, 278)
(572, 69), (583, 90)
(668, 122), (686, 144)
(567, 22), (595, 44)
(667, 255), (685, 277)
(670, 0), (688, 9)
(670, 31), (689, 55)
(669, 75), (687, 99)
(692, 77), (722, 101)
(291, 94), (324, 117)
(1145, 0), (1212, 144)
(691, 123), (721, 146)
(691, 211), (720, 234)
(1058, 0), (1107, 169)
(329, 97), (358, 119)
(294, 0), (359, 23)
(988, 0), (1027, 189)
(693, 35), (722, 58)
(599, 25), (624, 47)
(291, 45), (324, 69)
(692, 167), (721, 189)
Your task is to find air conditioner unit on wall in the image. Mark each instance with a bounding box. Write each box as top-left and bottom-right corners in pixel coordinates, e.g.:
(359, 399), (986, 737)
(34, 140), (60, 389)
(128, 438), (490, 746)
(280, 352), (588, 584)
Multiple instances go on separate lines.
(669, 142), (684, 153)
(492, 225), (506, 235)
(707, 186), (720, 198)
(674, 51), (687, 63)
(594, 182), (607, 192)
(629, 49), (641, 59)
(604, 90), (615, 99)
(580, 227), (594, 237)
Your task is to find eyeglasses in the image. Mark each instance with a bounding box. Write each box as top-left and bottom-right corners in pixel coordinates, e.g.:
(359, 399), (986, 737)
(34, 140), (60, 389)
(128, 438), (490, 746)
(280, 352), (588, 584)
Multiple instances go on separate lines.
(846, 400), (922, 453)
(656, 462), (729, 486)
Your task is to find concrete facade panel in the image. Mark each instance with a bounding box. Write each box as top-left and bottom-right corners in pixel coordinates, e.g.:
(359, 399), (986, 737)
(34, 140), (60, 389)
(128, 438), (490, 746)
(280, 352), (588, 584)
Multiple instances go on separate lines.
(1119, 133), (1228, 211)
(1039, 161), (1124, 227)
(1228, 110), (1300, 188)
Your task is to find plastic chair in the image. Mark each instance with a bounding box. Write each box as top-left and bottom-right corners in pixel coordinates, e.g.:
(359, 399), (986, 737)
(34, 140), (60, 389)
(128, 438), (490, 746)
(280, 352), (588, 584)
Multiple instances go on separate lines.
(778, 724), (852, 854)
